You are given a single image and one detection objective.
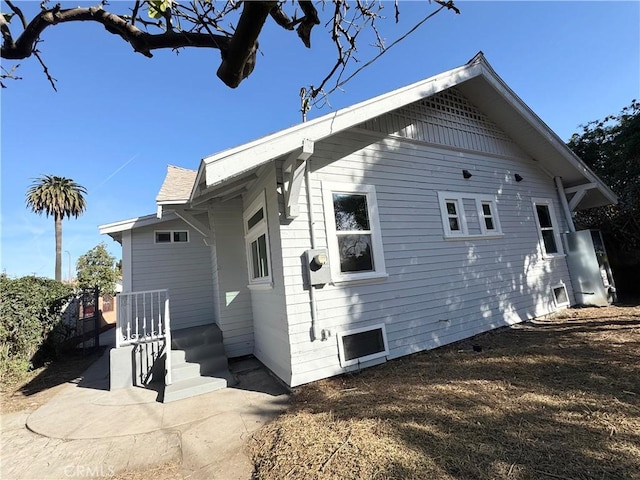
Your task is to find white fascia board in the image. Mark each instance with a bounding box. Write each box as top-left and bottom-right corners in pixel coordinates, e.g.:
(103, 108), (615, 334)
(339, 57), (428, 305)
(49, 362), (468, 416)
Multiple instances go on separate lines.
(98, 211), (177, 235)
(475, 61), (617, 205)
(201, 62), (483, 188)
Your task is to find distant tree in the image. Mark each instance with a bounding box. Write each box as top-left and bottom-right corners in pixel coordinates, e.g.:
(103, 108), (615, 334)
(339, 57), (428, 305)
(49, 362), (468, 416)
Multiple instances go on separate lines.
(568, 100), (640, 292)
(0, 1), (459, 103)
(568, 101), (640, 250)
(25, 175), (87, 282)
(76, 243), (118, 295)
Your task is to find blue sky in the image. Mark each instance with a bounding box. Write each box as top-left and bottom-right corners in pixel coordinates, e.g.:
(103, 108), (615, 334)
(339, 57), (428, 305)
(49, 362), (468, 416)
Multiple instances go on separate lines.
(1, 1), (639, 279)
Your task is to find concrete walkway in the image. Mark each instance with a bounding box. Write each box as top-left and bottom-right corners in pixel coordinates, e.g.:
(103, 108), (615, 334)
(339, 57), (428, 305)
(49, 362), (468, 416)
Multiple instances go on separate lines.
(1, 343), (290, 480)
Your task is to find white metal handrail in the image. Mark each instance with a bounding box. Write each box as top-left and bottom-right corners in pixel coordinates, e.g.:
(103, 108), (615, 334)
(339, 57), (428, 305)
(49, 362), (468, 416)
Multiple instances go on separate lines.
(116, 289), (172, 385)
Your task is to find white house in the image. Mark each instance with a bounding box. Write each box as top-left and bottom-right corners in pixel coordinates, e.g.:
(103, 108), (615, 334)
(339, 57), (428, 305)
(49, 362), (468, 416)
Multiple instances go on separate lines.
(100, 53), (616, 399)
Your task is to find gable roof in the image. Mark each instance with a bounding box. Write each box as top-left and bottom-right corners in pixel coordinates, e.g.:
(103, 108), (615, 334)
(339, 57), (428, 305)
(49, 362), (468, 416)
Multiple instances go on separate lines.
(189, 52), (616, 210)
(156, 165), (197, 204)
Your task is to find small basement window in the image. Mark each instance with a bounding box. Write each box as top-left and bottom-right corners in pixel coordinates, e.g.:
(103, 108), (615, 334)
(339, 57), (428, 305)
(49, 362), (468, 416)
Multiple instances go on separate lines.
(155, 230), (189, 243)
(337, 324), (389, 368)
(553, 283), (569, 308)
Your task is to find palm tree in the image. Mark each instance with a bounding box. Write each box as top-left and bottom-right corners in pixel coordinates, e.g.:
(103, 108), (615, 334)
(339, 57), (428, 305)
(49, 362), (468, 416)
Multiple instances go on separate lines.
(26, 175), (87, 282)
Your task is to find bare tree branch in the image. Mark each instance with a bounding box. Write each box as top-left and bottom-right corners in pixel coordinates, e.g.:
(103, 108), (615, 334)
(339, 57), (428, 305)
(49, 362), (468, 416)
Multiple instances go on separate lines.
(0, 4), (230, 60)
(216, 1), (275, 88)
(1, 63), (22, 88)
(6, 1), (28, 29)
(33, 46), (57, 91)
(0, 0), (460, 96)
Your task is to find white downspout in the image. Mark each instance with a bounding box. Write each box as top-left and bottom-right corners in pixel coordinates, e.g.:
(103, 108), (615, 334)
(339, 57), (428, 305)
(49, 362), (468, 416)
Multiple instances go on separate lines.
(305, 160), (322, 341)
(554, 176), (576, 233)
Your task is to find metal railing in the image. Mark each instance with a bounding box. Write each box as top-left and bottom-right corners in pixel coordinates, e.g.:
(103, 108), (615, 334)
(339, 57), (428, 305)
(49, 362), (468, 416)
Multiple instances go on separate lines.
(116, 289), (172, 385)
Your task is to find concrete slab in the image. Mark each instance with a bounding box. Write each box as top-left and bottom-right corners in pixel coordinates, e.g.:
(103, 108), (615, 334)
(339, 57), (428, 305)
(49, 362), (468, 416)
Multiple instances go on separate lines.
(2, 351), (289, 479)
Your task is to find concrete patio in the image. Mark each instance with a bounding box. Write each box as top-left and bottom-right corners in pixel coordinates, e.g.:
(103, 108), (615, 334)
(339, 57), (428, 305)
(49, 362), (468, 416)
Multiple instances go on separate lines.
(0, 334), (290, 480)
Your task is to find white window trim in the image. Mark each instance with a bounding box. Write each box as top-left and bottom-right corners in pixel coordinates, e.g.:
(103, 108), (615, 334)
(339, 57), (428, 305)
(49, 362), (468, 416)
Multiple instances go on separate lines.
(552, 282), (570, 309)
(532, 198), (565, 258)
(337, 323), (389, 368)
(437, 192), (503, 240)
(154, 230), (190, 244)
(322, 182), (387, 284)
(243, 191), (273, 287)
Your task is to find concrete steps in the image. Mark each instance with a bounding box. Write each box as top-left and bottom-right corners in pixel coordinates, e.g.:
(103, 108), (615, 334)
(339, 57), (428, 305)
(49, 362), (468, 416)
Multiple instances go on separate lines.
(163, 324), (236, 403)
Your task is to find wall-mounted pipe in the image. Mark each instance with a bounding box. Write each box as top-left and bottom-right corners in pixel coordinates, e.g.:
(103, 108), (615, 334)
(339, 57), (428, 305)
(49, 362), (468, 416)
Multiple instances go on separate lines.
(305, 159), (322, 341)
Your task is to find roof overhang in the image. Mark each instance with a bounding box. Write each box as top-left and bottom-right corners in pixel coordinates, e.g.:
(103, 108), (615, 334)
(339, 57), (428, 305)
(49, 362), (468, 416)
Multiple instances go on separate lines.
(189, 52), (616, 210)
(98, 211), (177, 243)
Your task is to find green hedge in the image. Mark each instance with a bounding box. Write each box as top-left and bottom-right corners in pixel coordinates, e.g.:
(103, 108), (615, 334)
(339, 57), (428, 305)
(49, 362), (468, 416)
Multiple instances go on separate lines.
(0, 274), (74, 381)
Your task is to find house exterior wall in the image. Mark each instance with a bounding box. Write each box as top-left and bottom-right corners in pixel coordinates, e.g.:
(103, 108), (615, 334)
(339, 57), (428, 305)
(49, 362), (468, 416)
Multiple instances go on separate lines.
(208, 198), (255, 357)
(129, 217), (216, 331)
(241, 163), (293, 384)
(279, 96), (575, 387)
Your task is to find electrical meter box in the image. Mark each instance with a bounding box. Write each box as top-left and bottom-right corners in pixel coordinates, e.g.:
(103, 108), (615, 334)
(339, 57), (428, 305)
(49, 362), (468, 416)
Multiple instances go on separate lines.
(306, 249), (331, 286)
(563, 229), (617, 306)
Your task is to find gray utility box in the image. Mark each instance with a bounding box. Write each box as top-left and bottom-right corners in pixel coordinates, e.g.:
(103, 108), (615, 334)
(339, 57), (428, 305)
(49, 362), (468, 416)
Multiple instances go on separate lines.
(563, 229), (617, 307)
(306, 249), (331, 286)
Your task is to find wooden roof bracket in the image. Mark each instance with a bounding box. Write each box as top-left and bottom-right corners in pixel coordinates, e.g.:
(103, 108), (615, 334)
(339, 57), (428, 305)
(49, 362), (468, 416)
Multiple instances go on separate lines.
(565, 182), (597, 211)
(283, 139), (314, 219)
(172, 207), (212, 240)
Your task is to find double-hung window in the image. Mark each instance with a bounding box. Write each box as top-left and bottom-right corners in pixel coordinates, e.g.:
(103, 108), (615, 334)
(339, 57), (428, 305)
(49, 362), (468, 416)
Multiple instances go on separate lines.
(445, 198), (466, 236)
(478, 201), (498, 234)
(323, 182), (387, 282)
(244, 192), (272, 287)
(437, 192), (502, 239)
(532, 198), (564, 257)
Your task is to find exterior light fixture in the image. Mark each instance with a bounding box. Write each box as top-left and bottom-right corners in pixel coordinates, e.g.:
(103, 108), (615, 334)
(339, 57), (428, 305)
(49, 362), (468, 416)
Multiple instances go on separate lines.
(515, 174), (523, 182)
(462, 169), (472, 179)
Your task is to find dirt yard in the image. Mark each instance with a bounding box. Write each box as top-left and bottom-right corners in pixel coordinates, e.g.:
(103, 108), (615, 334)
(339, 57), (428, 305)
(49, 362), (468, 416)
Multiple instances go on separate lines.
(0, 349), (105, 415)
(2, 304), (638, 480)
(249, 304), (640, 480)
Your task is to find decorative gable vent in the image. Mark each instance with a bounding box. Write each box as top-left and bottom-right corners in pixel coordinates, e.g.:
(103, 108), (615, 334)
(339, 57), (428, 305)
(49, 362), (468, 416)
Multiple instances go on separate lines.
(360, 87), (521, 158)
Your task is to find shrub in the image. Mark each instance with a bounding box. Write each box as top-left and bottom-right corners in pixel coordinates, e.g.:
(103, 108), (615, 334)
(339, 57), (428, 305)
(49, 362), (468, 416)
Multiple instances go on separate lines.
(0, 274), (74, 381)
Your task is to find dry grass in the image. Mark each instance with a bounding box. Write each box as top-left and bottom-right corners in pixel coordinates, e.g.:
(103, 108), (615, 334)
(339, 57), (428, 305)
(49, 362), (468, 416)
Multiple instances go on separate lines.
(110, 462), (182, 480)
(249, 304), (640, 480)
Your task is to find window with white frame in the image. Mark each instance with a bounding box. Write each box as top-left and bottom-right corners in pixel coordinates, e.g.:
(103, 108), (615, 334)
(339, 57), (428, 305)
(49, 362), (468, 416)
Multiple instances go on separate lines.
(323, 182), (386, 282)
(244, 192), (271, 285)
(445, 198), (466, 235)
(155, 230), (189, 243)
(552, 283), (570, 308)
(437, 192), (502, 239)
(337, 324), (389, 368)
(532, 198), (564, 256)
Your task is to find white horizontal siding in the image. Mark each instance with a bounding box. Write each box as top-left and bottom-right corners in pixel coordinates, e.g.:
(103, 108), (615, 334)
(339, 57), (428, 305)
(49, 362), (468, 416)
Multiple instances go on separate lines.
(209, 198), (254, 357)
(242, 164), (293, 383)
(130, 218), (216, 331)
(281, 128), (573, 387)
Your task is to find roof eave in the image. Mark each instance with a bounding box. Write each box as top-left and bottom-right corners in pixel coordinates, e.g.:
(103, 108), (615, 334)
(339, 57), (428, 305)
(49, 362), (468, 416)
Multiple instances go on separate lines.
(98, 211), (177, 235)
(198, 59), (485, 190)
(459, 61), (617, 209)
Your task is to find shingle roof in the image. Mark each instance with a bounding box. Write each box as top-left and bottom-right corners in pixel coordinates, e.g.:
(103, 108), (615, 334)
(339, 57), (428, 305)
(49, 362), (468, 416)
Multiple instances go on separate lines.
(156, 165), (197, 203)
